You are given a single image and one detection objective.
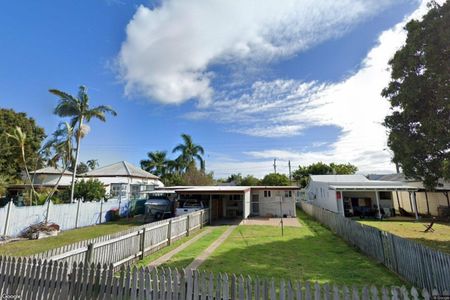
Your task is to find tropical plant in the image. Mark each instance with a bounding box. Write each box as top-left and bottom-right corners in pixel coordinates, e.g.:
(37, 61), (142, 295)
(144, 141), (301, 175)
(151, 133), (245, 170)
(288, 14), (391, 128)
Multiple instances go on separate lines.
(76, 162), (89, 174)
(172, 134), (205, 171)
(140, 151), (169, 177)
(70, 179), (106, 202)
(0, 175), (10, 197)
(86, 159), (99, 170)
(50, 85), (117, 202)
(6, 126), (37, 201)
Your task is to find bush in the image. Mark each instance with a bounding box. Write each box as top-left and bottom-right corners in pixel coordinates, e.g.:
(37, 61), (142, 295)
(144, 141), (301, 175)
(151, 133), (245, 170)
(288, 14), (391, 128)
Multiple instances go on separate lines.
(73, 179), (106, 202)
(260, 173), (290, 186)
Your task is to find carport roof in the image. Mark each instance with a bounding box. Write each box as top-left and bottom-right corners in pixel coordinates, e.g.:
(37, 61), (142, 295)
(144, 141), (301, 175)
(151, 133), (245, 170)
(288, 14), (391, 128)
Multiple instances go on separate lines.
(329, 181), (417, 191)
(175, 186), (250, 193)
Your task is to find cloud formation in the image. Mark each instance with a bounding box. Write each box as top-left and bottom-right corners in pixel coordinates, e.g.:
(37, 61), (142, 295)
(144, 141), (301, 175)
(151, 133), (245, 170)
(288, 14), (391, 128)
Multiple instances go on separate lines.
(197, 1), (436, 176)
(118, 0), (396, 105)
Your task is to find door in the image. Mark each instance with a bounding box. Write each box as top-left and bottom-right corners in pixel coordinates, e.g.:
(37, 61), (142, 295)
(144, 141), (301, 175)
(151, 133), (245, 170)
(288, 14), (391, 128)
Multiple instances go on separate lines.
(251, 194), (259, 216)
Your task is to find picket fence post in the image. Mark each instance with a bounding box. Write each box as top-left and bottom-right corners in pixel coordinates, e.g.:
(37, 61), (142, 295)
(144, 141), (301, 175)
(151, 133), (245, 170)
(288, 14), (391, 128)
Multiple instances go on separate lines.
(140, 228), (146, 260)
(2, 199), (13, 236)
(98, 199), (104, 224)
(167, 220), (172, 245)
(75, 198), (82, 228)
(187, 214), (191, 236)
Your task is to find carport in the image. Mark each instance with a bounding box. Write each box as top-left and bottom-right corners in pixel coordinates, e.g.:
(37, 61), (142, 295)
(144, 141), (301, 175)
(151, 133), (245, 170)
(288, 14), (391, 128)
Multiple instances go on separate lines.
(175, 186), (251, 222)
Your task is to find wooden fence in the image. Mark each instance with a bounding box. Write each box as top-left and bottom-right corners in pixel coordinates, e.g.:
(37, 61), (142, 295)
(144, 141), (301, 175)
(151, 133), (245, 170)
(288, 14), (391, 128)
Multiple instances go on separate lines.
(299, 201), (450, 293)
(31, 210), (209, 270)
(0, 257), (442, 300)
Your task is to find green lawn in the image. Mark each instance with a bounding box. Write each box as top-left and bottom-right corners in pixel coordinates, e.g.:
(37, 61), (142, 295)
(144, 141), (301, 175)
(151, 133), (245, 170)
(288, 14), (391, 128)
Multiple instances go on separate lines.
(358, 218), (450, 254)
(159, 226), (228, 269)
(0, 219), (143, 256)
(198, 210), (404, 286)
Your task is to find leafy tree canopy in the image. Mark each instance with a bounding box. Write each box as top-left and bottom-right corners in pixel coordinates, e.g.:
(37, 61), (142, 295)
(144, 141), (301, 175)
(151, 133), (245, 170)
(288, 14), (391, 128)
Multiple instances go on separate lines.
(0, 109), (46, 180)
(293, 162), (358, 187)
(240, 175), (261, 186)
(260, 173), (290, 186)
(71, 179), (106, 202)
(181, 168), (214, 186)
(226, 173), (243, 185)
(382, 1), (450, 189)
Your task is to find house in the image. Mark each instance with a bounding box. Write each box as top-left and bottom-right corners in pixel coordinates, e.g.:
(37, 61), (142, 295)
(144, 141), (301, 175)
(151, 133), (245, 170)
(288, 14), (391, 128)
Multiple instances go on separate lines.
(368, 174), (450, 217)
(79, 161), (164, 199)
(305, 175), (417, 218)
(5, 167), (73, 204)
(171, 186), (300, 222)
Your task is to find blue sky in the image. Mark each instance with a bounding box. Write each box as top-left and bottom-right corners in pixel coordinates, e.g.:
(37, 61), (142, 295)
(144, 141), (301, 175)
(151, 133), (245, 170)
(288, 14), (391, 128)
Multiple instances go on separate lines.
(0, 0), (425, 178)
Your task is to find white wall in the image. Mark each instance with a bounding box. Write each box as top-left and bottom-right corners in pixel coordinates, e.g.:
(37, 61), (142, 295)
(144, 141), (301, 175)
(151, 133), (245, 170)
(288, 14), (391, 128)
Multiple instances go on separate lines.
(33, 174), (73, 186)
(81, 176), (164, 197)
(305, 181), (339, 213)
(250, 189), (296, 217)
(0, 199), (130, 237)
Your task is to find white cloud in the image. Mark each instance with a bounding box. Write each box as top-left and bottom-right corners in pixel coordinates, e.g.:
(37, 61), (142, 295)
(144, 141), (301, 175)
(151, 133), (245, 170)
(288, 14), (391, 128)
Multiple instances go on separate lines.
(118, 0), (397, 105)
(200, 0), (437, 177)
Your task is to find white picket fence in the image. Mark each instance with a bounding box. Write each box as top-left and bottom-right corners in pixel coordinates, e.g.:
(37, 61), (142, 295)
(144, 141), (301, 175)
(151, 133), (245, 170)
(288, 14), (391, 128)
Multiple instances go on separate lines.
(299, 201), (450, 293)
(0, 257), (442, 300)
(0, 198), (130, 237)
(31, 210), (209, 270)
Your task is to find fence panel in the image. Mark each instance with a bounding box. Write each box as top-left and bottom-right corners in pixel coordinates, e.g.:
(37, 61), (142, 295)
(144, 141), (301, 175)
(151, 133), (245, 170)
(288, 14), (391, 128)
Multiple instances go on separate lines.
(299, 201), (450, 293)
(0, 257), (437, 300)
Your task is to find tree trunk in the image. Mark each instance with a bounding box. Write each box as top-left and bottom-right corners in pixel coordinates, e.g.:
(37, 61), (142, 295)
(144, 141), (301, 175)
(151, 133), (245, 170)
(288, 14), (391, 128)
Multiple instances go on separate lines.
(21, 146), (36, 205)
(70, 117), (83, 203)
(44, 165), (69, 203)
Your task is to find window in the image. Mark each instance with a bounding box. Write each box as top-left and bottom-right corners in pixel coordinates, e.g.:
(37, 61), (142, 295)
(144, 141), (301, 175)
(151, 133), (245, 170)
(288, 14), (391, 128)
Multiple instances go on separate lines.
(284, 190), (292, 198)
(264, 190), (271, 198)
(111, 183), (127, 198)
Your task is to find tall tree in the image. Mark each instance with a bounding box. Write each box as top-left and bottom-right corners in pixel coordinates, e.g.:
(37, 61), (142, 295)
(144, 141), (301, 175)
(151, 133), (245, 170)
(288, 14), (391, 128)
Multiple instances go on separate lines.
(50, 85), (117, 202)
(260, 173), (290, 186)
(172, 134), (205, 171)
(382, 1), (450, 189)
(240, 175), (261, 186)
(0, 109), (46, 180)
(140, 151), (169, 177)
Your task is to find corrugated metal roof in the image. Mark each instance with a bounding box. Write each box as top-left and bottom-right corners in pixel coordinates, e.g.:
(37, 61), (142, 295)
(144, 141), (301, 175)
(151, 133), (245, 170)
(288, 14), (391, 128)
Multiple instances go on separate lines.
(31, 167), (73, 175)
(81, 161), (159, 179)
(310, 175), (369, 183)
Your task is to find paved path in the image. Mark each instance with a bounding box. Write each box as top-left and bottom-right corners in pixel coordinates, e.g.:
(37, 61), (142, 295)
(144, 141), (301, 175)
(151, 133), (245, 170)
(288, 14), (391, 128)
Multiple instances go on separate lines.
(148, 228), (212, 267)
(186, 225), (236, 270)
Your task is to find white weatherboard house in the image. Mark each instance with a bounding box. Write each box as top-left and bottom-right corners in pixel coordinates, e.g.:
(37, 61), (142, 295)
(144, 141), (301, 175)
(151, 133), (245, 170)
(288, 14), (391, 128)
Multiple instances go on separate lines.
(80, 161), (164, 199)
(173, 186), (300, 221)
(305, 175), (418, 218)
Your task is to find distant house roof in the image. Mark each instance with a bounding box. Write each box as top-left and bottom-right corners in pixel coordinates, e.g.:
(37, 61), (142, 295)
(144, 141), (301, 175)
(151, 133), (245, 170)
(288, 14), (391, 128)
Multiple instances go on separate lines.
(368, 173), (450, 191)
(80, 161), (159, 179)
(31, 167), (73, 175)
(174, 185), (300, 194)
(309, 175), (369, 183)
(309, 174), (416, 191)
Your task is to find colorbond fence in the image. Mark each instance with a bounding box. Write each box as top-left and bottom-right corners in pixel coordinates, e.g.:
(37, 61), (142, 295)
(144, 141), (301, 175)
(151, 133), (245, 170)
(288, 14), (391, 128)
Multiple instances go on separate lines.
(0, 257), (441, 300)
(31, 210), (209, 270)
(0, 198), (130, 237)
(299, 201), (450, 293)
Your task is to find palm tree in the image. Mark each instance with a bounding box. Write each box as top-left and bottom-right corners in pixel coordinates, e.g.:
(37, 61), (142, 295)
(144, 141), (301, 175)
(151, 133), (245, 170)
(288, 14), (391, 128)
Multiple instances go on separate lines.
(140, 151), (168, 177)
(50, 85), (117, 203)
(86, 159), (99, 170)
(172, 134), (205, 171)
(6, 126), (37, 203)
(42, 122), (75, 203)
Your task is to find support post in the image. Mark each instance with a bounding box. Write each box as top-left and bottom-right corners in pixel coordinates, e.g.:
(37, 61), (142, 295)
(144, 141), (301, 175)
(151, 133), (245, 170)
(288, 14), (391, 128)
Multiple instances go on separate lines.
(139, 228), (146, 260)
(99, 200), (104, 224)
(44, 199), (51, 223)
(75, 198), (82, 228)
(3, 199), (12, 237)
(209, 194), (212, 225)
(375, 191), (382, 219)
(412, 191), (419, 220)
(167, 220), (172, 245)
(85, 243), (94, 265)
(186, 214), (190, 236)
(424, 191), (430, 216)
(395, 190), (401, 215)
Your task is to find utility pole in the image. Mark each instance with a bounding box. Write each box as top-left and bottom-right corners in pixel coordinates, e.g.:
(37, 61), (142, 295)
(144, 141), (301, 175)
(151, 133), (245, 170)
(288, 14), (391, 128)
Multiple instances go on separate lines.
(288, 160), (292, 184)
(273, 159), (277, 174)
(279, 197), (284, 237)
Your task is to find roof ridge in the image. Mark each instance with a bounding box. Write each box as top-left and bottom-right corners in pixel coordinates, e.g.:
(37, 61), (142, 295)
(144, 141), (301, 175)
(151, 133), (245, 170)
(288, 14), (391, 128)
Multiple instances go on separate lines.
(122, 161), (131, 176)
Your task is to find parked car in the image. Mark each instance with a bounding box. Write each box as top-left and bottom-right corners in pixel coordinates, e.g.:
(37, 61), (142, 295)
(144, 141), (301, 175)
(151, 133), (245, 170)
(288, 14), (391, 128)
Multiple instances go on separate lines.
(176, 199), (205, 216)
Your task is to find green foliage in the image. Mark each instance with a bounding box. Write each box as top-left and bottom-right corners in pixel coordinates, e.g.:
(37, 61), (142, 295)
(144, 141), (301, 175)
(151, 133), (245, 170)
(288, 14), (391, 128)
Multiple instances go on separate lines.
(86, 159), (99, 170)
(226, 173), (243, 185)
(382, 1), (450, 189)
(71, 179), (106, 202)
(172, 134), (205, 171)
(75, 162), (89, 174)
(181, 167), (214, 186)
(0, 109), (46, 180)
(162, 173), (184, 186)
(260, 173), (290, 186)
(141, 151), (169, 177)
(0, 175), (10, 197)
(293, 162), (358, 187)
(240, 175), (261, 186)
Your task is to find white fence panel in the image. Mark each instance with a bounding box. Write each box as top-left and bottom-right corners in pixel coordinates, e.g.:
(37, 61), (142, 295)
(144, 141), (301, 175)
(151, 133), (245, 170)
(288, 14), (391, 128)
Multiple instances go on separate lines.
(47, 201), (78, 230)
